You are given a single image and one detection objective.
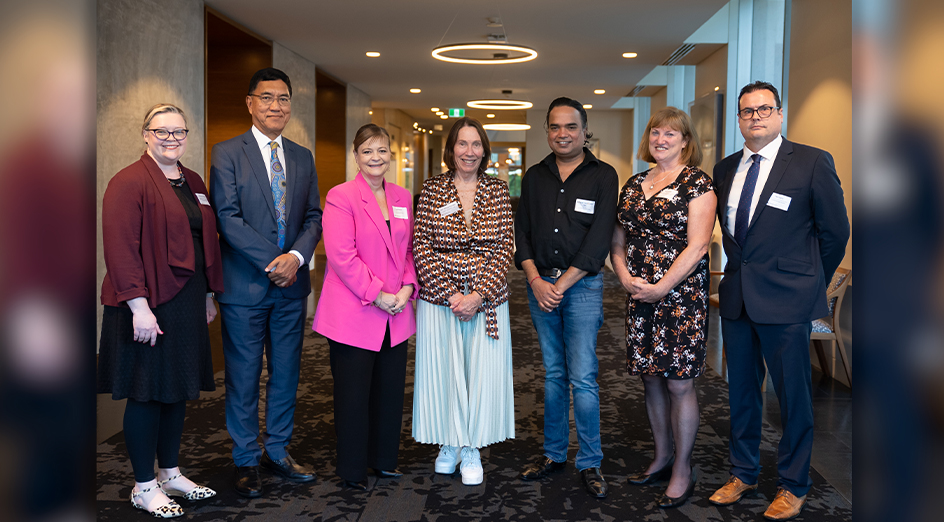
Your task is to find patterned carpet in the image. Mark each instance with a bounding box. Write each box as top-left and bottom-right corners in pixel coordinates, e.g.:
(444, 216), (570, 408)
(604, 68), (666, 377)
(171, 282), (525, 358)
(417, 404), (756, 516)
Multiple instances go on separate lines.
(96, 269), (853, 521)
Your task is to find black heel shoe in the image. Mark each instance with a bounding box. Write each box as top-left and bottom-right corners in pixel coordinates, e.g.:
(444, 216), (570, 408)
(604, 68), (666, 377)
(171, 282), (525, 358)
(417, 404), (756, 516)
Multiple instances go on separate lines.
(658, 466), (696, 509)
(627, 457), (675, 485)
(342, 479), (368, 491)
(373, 468), (403, 478)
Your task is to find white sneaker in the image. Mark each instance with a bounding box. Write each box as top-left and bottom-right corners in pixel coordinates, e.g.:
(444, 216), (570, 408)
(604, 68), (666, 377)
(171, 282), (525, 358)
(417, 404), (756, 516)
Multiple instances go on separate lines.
(435, 445), (461, 474)
(460, 447), (483, 485)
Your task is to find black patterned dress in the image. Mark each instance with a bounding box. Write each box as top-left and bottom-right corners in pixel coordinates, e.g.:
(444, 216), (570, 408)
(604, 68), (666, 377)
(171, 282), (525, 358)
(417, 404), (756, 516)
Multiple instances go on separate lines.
(617, 166), (713, 379)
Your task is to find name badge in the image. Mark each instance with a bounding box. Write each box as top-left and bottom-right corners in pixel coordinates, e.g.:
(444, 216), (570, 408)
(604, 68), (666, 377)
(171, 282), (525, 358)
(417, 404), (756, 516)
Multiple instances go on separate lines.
(767, 193), (792, 211)
(656, 188), (678, 199)
(195, 193), (211, 206)
(392, 206), (408, 219)
(574, 198), (596, 214)
(438, 201), (460, 217)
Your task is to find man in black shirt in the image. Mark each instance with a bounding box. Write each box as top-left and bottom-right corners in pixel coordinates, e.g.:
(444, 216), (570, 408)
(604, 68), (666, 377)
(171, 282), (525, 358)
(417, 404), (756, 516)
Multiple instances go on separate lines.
(515, 97), (618, 499)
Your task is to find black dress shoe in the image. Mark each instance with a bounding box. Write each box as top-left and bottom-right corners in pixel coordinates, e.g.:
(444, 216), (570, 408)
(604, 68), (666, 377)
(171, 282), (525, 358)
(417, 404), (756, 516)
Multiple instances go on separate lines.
(581, 467), (608, 498)
(658, 467), (696, 509)
(235, 466), (262, 498)
(342, 479), (368, 490)
(373, 468), (403, 478)
(260, 451), (316, 483)
(520, 456), (566, 480)
(627, 457), (675, 485)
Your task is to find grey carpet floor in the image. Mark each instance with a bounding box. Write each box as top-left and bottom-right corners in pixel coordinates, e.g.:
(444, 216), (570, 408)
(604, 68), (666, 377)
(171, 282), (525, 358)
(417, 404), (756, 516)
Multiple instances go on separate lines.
(96, 269), (852, 521)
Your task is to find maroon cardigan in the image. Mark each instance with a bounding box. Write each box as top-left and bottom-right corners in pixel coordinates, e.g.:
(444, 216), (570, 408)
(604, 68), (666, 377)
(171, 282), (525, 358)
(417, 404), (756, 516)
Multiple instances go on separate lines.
(101, 153), (224, 308)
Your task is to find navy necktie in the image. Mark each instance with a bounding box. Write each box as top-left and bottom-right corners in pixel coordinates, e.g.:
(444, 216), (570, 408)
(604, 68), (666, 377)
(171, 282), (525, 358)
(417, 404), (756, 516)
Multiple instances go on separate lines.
(733, 154), (761, 246)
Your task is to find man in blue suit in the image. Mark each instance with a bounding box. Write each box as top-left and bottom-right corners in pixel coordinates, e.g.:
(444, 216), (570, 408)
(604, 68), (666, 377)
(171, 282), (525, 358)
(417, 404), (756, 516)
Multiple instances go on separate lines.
(708, 81), (849, 520)
(210, 68), (323, 498)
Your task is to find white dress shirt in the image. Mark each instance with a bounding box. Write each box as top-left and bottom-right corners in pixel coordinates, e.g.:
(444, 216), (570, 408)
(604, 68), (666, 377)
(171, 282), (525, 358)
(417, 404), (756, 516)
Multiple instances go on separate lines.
(724, 134), (784, 237)
(250, 125), (304, 267)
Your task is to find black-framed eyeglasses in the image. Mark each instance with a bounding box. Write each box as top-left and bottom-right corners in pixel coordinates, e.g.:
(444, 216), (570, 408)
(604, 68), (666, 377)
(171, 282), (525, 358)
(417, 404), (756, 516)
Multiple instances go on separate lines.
(738, 106), (780, 120)
(147, 128), (189, 140)
(249, 94), (292, 106)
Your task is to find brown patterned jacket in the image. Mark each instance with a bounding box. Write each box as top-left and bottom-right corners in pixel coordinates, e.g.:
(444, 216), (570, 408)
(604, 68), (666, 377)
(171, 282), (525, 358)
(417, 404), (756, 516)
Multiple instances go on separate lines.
(414, 171), (513, 339)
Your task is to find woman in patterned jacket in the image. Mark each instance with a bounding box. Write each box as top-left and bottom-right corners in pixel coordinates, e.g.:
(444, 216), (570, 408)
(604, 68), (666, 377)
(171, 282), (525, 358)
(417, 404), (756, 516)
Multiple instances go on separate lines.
(412, 117), (515, 486)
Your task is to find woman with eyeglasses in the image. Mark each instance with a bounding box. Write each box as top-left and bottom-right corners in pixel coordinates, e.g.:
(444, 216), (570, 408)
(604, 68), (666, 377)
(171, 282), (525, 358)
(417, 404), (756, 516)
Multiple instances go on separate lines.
(98, 103), (223, 518)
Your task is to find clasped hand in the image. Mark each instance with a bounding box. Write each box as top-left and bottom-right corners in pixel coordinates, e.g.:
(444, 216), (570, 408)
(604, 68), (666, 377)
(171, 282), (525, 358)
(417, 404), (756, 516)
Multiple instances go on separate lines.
(266, 253), (300, 288)
(621, 276), (667, 304)
(373, 285), (413, 316)
(531, 279), (563, 313)
(449, 292), (482, 322)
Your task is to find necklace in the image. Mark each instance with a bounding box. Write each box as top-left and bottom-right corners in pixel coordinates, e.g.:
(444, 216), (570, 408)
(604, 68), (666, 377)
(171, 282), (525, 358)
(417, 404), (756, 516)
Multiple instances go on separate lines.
(648, 165), (682, 189)
(167, 164), (186, 188)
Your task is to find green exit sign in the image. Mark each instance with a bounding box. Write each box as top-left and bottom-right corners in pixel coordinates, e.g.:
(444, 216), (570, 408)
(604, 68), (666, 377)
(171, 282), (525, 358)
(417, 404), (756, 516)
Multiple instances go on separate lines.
(448, 108), (465, 117)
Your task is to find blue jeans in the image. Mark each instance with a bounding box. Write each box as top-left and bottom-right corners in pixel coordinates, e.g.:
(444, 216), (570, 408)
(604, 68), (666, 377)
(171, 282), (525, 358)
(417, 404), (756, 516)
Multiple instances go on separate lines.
(526, 273), (605, 470)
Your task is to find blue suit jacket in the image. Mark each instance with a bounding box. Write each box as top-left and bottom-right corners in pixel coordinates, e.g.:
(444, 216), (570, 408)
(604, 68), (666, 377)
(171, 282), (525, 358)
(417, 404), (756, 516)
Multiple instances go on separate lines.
(210, 130), (323, 306)
(713, 139), (849, 324)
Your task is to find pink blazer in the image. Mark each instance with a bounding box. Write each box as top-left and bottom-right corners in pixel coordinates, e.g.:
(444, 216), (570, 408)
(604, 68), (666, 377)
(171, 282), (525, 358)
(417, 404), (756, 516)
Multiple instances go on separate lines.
(312, 172), (418, 350)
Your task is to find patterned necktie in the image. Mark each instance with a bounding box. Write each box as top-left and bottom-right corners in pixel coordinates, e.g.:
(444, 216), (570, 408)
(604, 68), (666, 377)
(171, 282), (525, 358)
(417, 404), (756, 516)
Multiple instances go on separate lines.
(733, 153), (761, 246)
(269, 141), (286, 250)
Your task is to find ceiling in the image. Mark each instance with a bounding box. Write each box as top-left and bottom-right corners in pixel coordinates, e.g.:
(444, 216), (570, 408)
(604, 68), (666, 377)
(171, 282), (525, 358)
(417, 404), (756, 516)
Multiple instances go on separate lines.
(205, 0), (728, 130)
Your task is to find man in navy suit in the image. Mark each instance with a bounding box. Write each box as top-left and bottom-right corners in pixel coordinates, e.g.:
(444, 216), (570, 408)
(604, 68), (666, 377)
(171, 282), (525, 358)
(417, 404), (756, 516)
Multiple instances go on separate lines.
(708, 81), (849, 520)
(210, 68), (323, 498)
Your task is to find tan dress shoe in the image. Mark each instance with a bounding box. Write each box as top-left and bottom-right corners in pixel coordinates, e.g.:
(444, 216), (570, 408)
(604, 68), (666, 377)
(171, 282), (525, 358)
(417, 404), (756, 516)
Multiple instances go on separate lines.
(709, 475), (758, 505)
(763, 488), (807, 520)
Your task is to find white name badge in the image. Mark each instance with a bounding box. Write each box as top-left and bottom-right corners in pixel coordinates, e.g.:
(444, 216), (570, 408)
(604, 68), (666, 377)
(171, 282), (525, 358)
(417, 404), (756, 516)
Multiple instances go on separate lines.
(195, 193), (211, 206)
(438, 201), (460, 217)
(767, 192), (792, 211)
(656, 188), (678, 199)
(574, 198), (596, 214)
(392, 206), (408, 219)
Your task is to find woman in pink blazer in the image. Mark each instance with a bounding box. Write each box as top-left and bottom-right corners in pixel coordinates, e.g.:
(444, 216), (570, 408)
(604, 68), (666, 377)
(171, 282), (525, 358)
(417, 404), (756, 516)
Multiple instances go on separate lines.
(312, 123), (417, 490)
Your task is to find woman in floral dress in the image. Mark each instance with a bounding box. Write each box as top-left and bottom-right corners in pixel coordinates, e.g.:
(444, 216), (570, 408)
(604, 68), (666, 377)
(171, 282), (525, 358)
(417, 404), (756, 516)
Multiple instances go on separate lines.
(610, 107), (717, 509)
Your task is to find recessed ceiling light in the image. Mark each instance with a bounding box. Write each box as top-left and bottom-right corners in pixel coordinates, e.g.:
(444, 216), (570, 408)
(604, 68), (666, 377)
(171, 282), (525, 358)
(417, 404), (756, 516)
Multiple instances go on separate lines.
(622, 52), (638, 58)
(594, 89), (606, 95)
(440, 115), (448, 119)
(467, 99), (533, 110)
(482, 123), (531, 131)
(486, 114), (496, 118)
(366, 51), (380, 57)
(428, 130), (433, 134)
(410, 88), (421, 94)
(436, 111), (444, 116)
(583, 104), (592, 109)
(714, 86), (720, 91)
(431, 107), (440, 112)
(368, 110), (373, 115)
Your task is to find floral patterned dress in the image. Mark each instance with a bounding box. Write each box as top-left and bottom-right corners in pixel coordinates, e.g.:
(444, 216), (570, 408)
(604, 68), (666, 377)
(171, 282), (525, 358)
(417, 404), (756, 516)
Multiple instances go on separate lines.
(617, 166), (713, 379)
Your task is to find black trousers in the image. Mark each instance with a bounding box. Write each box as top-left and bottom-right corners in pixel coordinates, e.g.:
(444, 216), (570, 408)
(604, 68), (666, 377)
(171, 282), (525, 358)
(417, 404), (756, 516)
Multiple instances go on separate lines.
(721, 307), (814, 497)
(328, 326), (408, 482)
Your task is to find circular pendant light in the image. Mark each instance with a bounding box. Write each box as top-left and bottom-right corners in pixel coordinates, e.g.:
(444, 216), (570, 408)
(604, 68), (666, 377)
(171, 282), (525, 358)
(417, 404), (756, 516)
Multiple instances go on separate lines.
(467, 99), (533, 110)
(432, 43), (537, 65)
(482, 123), (531, 131)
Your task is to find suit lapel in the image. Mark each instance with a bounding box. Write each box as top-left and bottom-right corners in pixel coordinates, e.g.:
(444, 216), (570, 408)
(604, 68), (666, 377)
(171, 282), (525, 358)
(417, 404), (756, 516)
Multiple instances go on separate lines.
(283, 139), (296, 221)
(242, 133), (277, 222)
(718, 152), (742, 233)
(748, 139), (794, 230)
(356, 174), (397, 265)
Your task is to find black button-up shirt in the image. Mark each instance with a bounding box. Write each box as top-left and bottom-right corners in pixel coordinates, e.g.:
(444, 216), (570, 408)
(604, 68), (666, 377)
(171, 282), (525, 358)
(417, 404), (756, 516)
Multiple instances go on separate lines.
(514, 148), (619, 275)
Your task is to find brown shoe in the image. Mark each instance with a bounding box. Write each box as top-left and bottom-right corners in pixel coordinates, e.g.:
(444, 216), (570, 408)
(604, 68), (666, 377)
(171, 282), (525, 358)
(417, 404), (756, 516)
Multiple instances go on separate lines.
(709, 475), (758, 505)
(763, 488), (807, 520)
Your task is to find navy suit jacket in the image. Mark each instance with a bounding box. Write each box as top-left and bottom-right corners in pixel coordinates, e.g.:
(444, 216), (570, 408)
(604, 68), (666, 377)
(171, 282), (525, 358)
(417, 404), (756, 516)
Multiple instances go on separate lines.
(713, 139), (849, 324)
(210, 130), (323, 306)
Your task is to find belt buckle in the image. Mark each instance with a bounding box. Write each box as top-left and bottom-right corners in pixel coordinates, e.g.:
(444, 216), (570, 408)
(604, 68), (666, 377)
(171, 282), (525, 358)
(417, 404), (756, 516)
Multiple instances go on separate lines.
(549, 268), (563, 279)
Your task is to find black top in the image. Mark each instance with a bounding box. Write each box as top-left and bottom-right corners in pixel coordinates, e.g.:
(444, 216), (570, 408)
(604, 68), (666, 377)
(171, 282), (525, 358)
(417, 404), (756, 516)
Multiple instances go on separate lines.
(514, 148), (619, 274)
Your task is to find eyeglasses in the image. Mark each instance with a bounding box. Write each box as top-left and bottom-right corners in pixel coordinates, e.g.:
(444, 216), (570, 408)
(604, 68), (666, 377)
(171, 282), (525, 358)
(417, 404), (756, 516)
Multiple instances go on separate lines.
(249, 94), (292, 107)
(738, 106), (780, 120)
(147, 128), (189, 140)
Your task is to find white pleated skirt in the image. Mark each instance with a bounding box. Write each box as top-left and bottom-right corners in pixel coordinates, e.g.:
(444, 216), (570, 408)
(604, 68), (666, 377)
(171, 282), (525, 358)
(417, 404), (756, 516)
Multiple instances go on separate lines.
(412, 299), (515, 449)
